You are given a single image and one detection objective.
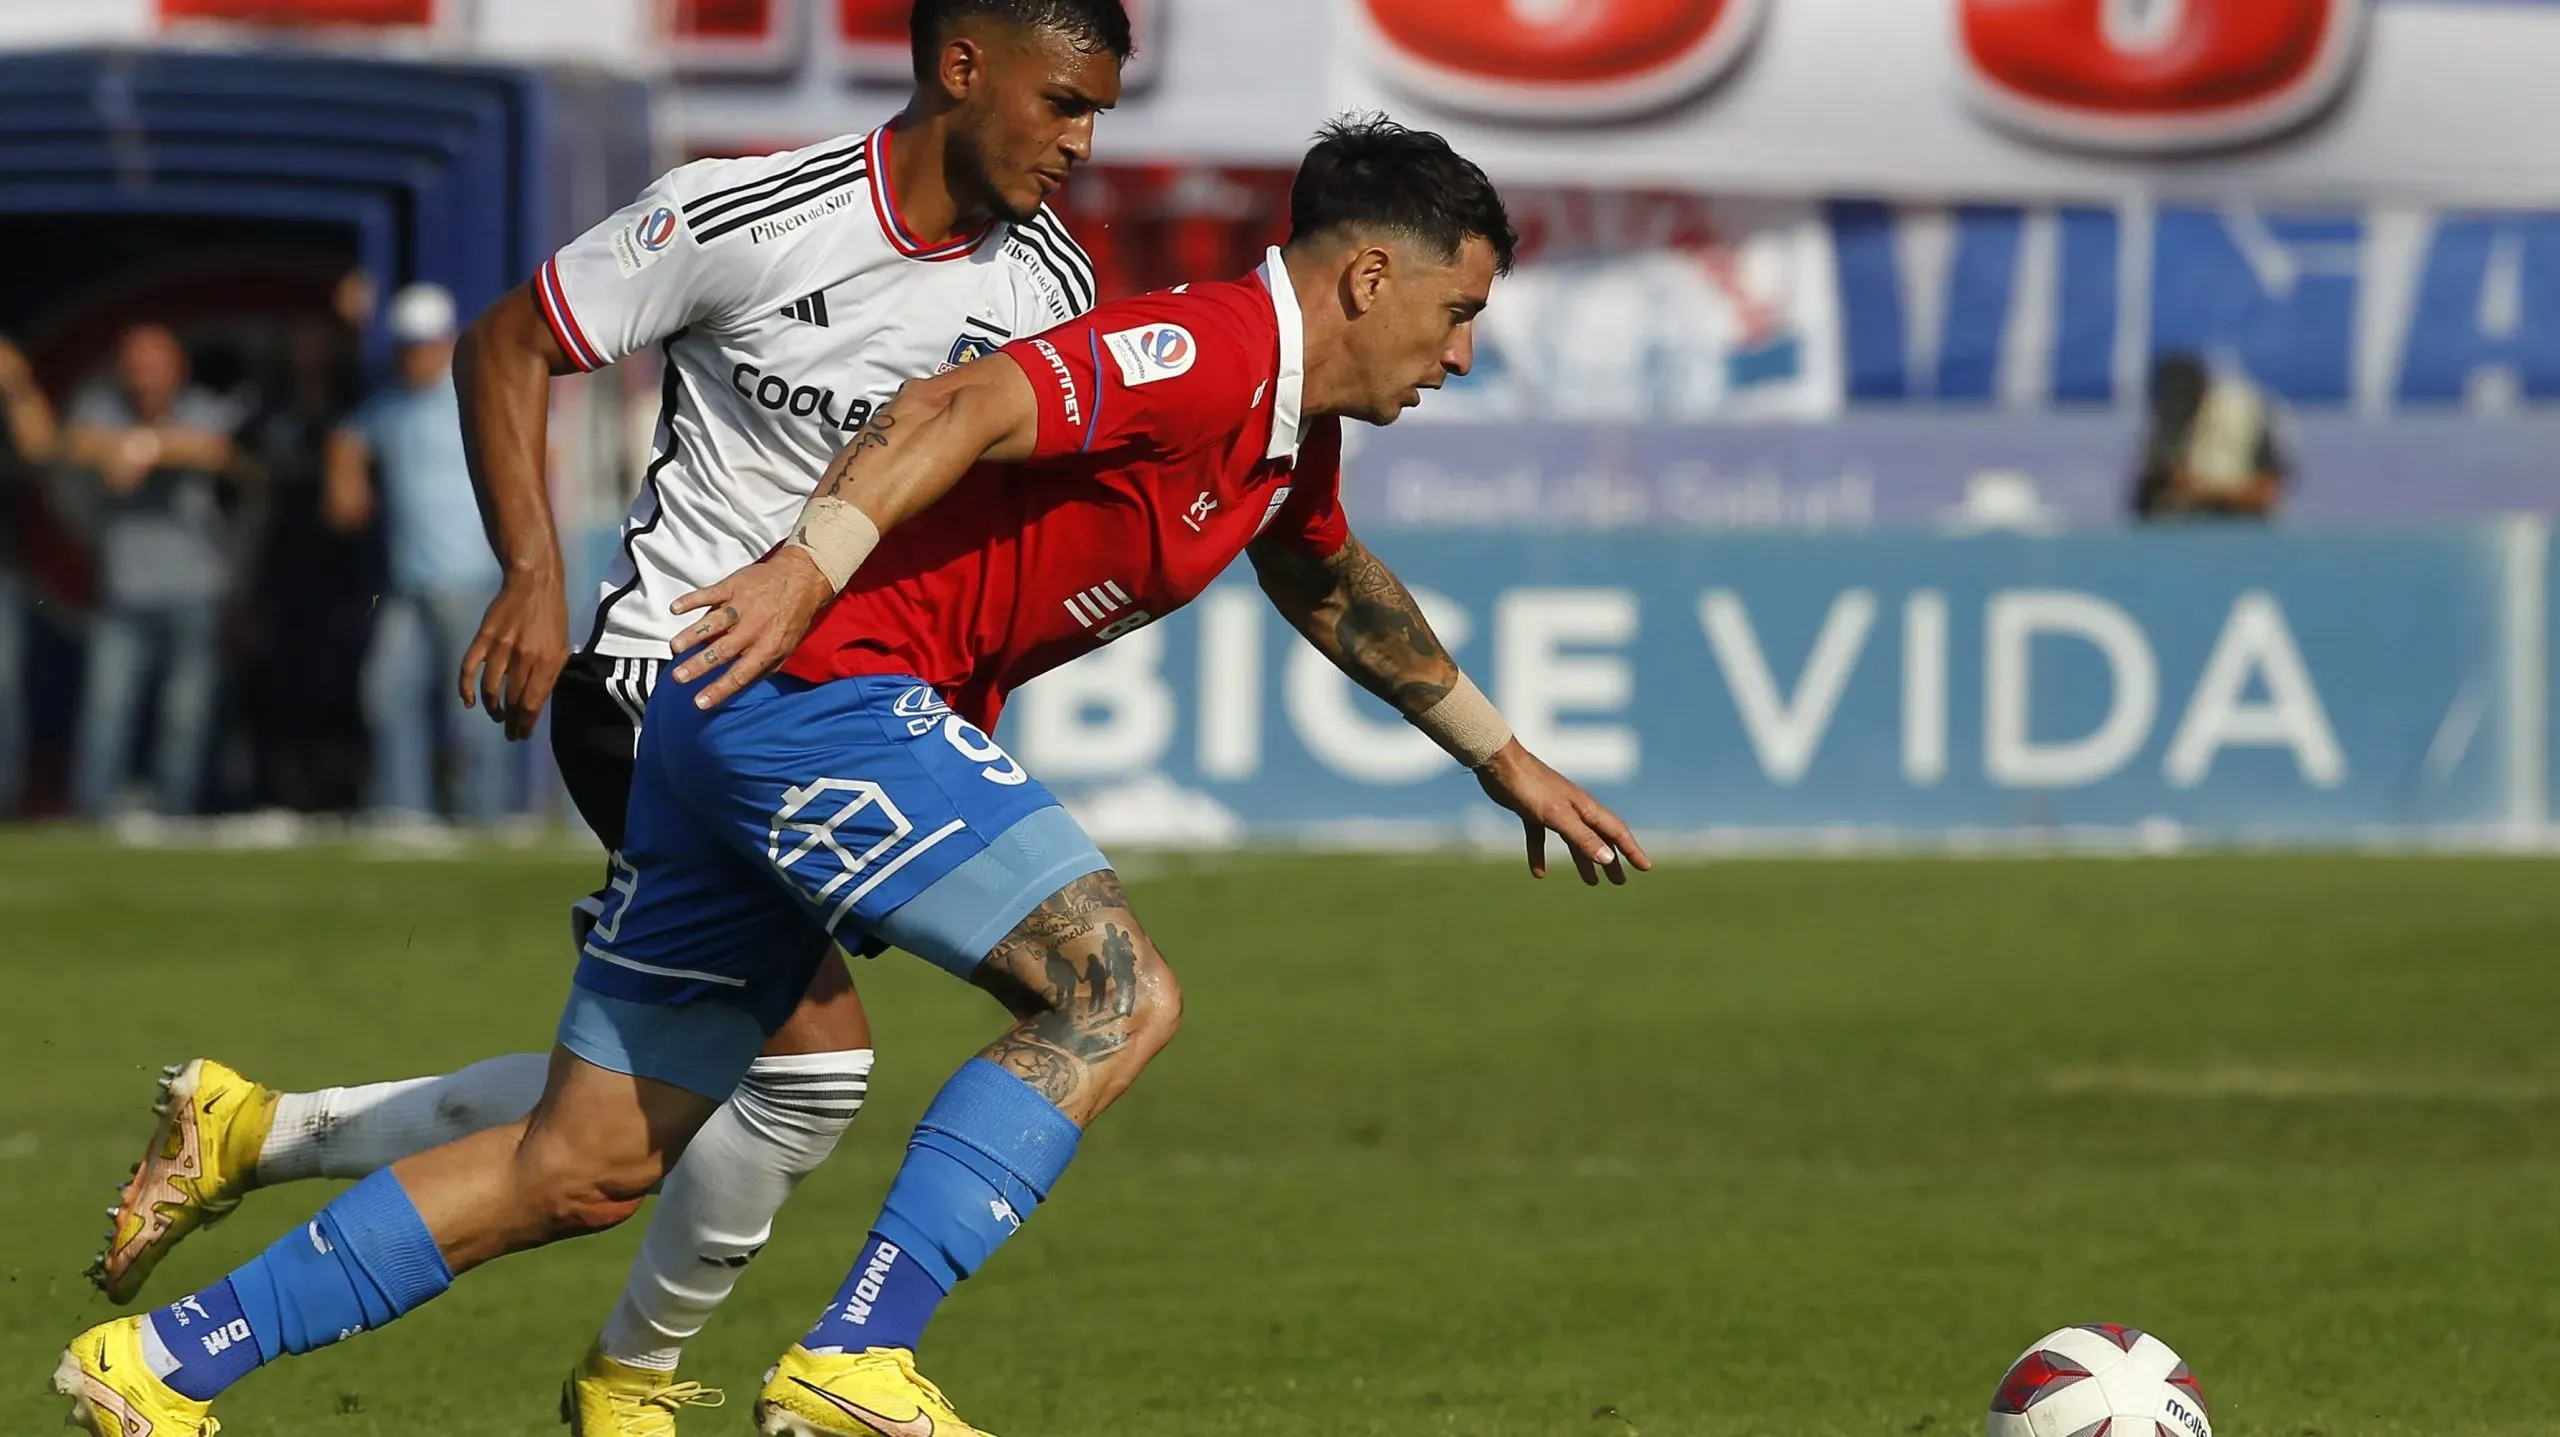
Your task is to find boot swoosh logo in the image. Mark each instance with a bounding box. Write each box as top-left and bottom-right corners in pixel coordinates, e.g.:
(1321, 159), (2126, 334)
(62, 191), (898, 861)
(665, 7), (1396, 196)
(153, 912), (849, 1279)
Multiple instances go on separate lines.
(790, 1376), (934, 1437)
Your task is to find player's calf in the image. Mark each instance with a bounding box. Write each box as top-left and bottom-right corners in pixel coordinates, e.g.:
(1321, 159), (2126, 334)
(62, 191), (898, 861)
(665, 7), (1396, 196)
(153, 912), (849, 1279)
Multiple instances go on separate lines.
(402, 1049), (723, 1272)
(768, 870), (1173, 1404)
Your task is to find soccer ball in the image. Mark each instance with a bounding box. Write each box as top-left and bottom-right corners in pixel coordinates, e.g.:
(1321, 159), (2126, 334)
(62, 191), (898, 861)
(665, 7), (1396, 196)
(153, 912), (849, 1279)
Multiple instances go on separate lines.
(1986, 1324), (2212, 1437)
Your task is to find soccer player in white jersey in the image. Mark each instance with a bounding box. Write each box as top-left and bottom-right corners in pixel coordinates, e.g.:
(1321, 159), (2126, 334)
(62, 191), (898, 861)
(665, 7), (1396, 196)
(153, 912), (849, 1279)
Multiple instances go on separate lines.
(87, 2), (1122, 1430)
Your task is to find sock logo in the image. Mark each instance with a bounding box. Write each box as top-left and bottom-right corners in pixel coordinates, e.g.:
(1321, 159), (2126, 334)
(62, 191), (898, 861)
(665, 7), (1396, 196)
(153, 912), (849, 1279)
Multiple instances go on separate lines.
(988, 1198), (1021, 1232)
(198, 1318), (253, 1359)
(172, 1296), (212, 1327)
(840, 1242), (902, 1326)
(307, 1222), (333, 1256)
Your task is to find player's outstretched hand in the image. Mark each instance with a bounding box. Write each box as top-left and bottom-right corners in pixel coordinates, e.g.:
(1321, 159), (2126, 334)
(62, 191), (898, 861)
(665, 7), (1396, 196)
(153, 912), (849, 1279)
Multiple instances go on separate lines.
(1473, 742), (1652, 886)
(458, 569), (569, 741)
(669, 547), (836, 710)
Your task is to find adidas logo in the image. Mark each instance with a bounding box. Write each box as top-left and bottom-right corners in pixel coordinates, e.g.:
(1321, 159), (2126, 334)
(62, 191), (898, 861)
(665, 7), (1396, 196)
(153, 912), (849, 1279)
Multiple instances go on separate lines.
(779, 291), (831, 327)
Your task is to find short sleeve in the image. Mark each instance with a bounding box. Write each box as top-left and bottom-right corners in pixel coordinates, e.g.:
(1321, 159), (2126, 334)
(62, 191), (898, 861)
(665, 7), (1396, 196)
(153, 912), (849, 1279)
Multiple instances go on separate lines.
(998, 297), (1255, 462)
(68, 385), (127, 428)
(535, 165), (775, 373)
(1258, 416), (1350, 558)
(345, 392), (387, 450)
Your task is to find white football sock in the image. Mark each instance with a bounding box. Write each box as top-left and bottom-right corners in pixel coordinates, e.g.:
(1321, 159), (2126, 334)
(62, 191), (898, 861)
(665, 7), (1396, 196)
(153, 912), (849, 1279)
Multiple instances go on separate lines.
(597, 1049), (874, 1371)
(255, 1053), (549, 1184)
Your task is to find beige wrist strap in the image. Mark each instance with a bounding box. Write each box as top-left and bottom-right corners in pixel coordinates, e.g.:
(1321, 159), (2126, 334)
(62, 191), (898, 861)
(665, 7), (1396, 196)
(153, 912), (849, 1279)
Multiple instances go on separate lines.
(787, 496), (882, 592)
(1414, 674), (1514, 770)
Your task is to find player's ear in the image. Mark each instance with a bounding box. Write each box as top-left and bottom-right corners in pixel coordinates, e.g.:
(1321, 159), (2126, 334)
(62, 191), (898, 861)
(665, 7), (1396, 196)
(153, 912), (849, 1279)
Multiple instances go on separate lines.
(1342, 244), (1392, 319)
(937, 33), (986, 104)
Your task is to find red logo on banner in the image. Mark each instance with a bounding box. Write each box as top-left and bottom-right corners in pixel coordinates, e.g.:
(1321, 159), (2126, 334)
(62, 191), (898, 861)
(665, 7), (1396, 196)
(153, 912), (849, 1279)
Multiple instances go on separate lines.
(675, 0), (778, 42)
(160, 0), (432, 22)
(673, 0), (795, 74)
(838, 0), (905, 49)
(1352, 0), (1769, 121)
(1960, 0), (2369, 151)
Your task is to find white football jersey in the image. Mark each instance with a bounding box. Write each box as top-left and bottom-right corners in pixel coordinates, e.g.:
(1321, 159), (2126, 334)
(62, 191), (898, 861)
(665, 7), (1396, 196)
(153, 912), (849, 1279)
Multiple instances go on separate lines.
(536, 122), (1096, 659)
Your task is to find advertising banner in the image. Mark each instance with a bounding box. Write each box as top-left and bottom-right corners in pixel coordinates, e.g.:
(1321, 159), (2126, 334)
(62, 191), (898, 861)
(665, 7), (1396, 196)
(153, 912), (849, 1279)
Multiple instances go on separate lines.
(996, 524), (2550, 845)
(1340, 415), (2560, 532)
(1331, 0), (2560, 204)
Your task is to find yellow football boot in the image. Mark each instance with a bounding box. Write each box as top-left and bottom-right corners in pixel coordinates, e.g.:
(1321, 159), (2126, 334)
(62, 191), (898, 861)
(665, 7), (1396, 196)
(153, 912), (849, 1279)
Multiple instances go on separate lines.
(753, 1345), (994, 1437)
(52, 1314), (221, 1437)
(559, 1342), (725, 1436)
(91, 1059), (278, 1304)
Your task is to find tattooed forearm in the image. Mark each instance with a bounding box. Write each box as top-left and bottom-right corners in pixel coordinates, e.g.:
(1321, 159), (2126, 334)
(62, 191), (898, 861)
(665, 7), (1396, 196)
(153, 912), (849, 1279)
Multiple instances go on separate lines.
(812, 385), (905, 503)
(1251, 534), (1459, 716)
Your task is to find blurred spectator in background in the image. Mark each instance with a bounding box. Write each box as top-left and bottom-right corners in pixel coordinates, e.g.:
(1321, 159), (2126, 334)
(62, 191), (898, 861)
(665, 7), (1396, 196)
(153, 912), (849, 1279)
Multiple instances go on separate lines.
(240, 313), (375, 815)
(332, 283), (513, 827)
(65, 323), (253, 822)
(0, 335), (59, 817)
(2131, 352), (2289, 522)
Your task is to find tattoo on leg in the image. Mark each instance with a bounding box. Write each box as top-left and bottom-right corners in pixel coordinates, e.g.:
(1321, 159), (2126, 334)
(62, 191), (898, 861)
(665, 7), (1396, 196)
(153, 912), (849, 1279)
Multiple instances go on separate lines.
(973, 873), (1151, 1107)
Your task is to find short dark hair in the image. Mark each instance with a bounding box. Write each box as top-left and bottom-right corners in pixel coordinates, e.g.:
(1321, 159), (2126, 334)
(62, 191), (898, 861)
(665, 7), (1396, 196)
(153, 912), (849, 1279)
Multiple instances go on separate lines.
(1287, 114), (1518, 276)
(910, 0), (1134, 81)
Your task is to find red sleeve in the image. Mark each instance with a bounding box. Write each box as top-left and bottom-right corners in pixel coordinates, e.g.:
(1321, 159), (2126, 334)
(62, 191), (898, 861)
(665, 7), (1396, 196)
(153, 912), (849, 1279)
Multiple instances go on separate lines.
(1000, 294), (1257, 461)
(1260, 416), (1350, 558)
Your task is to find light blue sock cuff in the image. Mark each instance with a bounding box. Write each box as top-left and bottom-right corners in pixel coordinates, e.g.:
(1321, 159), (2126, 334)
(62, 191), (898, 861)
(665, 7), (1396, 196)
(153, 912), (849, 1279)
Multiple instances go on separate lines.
(915, 1058), (1082, 1198)
(333, 1169), (454, 1313)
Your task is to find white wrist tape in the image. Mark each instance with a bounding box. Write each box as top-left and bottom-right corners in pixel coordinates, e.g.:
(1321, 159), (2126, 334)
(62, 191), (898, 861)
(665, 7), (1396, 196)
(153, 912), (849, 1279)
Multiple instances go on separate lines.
(787, 497), (882, 592)
(1414, 674), (1514, 770)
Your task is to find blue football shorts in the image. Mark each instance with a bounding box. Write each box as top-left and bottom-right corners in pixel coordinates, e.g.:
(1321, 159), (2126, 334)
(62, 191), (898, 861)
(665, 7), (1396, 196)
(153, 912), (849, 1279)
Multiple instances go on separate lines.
(559, 666), (1110, 1099)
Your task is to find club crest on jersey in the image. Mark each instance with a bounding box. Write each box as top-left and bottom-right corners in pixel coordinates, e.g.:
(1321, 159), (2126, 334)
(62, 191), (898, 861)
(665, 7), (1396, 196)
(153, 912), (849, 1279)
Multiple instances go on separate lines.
(1104, 324), (1197, 387)
(946, 333), (1002, 371)
(612, 206), (682, 278)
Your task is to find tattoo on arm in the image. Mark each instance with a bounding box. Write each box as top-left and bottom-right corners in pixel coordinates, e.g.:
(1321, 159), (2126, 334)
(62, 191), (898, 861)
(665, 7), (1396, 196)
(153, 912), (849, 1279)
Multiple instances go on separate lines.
(1253, 535), (1458, 716)
(812, 385), (905, 504)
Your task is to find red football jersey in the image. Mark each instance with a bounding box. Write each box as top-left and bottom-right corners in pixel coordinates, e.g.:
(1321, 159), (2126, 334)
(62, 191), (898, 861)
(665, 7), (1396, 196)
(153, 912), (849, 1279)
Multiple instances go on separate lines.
(780, 251), (1350, 729)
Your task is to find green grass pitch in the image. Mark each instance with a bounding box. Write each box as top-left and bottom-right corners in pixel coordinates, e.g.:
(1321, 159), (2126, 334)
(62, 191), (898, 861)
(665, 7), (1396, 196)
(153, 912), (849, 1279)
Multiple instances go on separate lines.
(3, 836), (2559, 1435)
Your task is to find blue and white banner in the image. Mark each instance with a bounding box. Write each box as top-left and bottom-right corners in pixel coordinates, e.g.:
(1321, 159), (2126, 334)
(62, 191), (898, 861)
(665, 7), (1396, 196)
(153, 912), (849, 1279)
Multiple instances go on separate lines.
(1830, 200), (2560, 414)
(1001, 523), (2551, 846)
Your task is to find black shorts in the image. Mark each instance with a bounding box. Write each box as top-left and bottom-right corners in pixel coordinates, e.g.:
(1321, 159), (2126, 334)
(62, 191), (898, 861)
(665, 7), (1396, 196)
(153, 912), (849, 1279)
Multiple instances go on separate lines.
(548, 653), (665, 852)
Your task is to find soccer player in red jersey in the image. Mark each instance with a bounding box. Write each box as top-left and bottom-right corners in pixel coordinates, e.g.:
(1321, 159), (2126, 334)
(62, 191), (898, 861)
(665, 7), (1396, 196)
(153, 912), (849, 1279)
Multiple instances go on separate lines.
(58, 117), (1645, 1437)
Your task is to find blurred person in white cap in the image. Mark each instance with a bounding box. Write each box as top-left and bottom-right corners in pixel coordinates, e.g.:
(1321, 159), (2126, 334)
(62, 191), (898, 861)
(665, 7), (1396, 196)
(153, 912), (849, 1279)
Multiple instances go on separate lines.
(328, 281), (514, 826)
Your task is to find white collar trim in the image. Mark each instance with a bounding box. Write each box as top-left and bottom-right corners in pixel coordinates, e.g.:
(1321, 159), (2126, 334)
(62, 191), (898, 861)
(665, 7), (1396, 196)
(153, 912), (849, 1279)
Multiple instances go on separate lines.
(1257, 246), (1306, 463)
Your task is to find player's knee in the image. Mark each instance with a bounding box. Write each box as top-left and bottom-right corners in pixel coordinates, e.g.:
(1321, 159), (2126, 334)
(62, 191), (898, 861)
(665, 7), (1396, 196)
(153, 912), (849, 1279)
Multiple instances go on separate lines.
(1121, 943), (1184, 1059)
(540, 1181), (649, 1238)
(511, 1133), (666, 1239)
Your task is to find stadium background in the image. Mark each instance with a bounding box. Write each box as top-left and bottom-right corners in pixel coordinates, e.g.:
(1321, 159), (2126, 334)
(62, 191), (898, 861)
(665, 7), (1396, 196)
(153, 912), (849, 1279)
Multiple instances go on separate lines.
(5, 0), (2558, 847)
(7, 5), (2560, 1436)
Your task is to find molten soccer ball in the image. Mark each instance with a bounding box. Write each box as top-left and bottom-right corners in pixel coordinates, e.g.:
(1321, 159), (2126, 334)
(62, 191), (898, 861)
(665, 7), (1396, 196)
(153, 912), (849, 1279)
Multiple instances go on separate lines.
(1986, 1324), (2212, 1437)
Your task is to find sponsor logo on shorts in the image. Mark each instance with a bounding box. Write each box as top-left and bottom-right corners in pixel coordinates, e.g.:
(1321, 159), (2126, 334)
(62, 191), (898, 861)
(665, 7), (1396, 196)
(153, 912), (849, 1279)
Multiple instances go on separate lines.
(895, 685), (954, 736)
(1103, 323), (1196, 387)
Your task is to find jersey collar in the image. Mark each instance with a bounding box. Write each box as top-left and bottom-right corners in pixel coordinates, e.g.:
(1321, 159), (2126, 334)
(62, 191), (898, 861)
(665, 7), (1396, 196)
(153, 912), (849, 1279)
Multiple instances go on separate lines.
(1256, 246), (1306, 463)
(865, 124), (996, 262)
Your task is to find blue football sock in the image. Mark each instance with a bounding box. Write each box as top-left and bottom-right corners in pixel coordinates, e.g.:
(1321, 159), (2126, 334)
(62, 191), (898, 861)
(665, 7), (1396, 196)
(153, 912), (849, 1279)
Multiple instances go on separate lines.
(804, 1058), (1079, 1354)
(142, 1169), (453, 1401)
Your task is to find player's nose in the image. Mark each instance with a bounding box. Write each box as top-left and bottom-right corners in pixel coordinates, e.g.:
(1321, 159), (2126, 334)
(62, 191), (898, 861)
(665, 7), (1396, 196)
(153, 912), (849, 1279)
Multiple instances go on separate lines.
(1061, 116), (1096, 163)
(1442, 325), (1475, 379)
